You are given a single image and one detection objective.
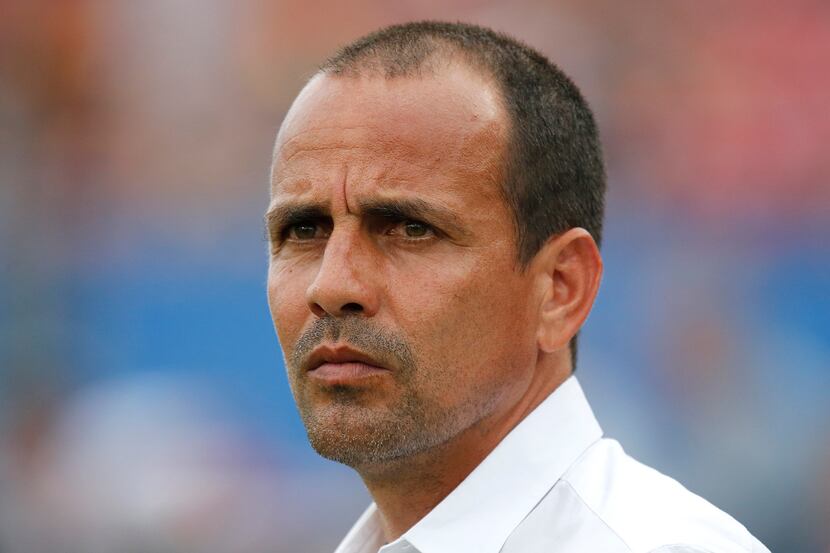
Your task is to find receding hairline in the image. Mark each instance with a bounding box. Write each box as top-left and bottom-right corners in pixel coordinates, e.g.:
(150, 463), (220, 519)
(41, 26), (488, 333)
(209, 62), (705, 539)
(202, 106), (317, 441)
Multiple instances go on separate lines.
(273, 54), (511, 185)
(318, 35), (494, 79)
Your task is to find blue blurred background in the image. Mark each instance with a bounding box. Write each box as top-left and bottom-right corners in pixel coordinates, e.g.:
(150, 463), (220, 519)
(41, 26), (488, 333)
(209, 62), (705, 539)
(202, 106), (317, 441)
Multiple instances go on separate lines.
(1, 1), (828, 551)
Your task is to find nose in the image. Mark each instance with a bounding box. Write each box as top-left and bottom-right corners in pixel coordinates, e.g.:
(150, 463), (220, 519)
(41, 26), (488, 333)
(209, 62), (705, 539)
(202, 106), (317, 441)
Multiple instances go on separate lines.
(306, 228), (380, 318)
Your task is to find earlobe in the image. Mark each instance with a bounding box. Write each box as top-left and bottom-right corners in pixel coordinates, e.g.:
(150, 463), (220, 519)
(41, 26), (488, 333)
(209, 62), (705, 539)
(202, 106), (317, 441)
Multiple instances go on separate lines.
(535, 228), (603, 354)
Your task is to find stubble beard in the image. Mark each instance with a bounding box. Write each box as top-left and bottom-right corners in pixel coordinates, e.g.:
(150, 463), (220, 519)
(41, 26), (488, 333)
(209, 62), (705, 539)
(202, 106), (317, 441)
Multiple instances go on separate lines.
(286, 316), (499, 469)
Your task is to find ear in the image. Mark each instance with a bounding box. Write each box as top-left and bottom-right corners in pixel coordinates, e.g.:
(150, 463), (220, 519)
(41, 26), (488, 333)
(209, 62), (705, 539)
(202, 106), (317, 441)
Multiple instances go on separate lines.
(534, 228), (603, 354)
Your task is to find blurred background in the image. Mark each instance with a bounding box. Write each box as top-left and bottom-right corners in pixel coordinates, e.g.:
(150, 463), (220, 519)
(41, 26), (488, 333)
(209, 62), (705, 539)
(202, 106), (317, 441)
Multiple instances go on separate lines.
(1, 0), (828, 551)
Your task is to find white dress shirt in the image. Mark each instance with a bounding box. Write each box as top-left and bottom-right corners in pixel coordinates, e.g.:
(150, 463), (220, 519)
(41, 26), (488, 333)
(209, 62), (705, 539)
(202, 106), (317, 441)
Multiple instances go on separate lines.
(333, 376), (770, 553)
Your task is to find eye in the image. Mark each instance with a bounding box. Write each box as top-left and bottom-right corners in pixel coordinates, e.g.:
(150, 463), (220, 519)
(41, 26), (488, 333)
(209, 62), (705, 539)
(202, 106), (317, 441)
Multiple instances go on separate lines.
(385, 219), (435, 240)
(287, 222), (326, 240)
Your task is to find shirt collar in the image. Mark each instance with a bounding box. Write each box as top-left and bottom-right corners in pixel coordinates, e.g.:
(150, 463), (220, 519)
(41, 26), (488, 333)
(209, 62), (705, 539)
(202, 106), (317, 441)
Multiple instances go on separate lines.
(334, 376), (603, 553)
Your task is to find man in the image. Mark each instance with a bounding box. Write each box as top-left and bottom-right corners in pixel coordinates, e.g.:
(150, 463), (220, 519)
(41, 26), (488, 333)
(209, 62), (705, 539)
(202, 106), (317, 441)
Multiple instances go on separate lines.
(265, 21), (769, 553)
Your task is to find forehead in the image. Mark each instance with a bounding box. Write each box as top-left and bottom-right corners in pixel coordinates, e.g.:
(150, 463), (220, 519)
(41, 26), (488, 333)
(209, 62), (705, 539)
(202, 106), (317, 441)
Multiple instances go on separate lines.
(270, 66), (507, 202)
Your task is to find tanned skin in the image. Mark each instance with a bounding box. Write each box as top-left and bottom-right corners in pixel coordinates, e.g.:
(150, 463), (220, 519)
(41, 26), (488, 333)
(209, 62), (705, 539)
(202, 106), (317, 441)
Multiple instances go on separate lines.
(266, 62), (602, 542)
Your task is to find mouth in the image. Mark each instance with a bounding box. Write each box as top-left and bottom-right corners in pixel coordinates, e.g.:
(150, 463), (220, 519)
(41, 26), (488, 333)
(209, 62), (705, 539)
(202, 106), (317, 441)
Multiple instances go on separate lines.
(305, 344), (391, 385)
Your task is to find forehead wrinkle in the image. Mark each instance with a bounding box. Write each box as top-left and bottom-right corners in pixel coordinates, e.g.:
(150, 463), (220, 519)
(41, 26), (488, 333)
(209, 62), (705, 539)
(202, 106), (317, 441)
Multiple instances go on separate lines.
(270, 174), (315, 198)
(341, 164), (352, 215)
(279, 144), (371, 168)
(271, 144), (362, 199)
(271, 70), (509, 223)
(275, 123), (379, 166)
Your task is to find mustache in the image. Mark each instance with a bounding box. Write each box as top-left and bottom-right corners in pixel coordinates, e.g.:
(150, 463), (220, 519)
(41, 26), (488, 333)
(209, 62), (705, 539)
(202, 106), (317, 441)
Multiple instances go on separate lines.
(291, 316), (415, 374)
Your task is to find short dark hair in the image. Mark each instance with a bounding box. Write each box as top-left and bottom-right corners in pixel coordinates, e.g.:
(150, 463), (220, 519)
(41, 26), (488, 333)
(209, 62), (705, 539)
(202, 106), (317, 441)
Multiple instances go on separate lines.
(319, 21), (606, 368)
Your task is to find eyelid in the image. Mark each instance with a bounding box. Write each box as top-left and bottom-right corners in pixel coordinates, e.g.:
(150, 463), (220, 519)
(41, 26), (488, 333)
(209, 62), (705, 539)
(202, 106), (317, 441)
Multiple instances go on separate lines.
(281, 218), (332, 241)
(385, 218), (438, 239)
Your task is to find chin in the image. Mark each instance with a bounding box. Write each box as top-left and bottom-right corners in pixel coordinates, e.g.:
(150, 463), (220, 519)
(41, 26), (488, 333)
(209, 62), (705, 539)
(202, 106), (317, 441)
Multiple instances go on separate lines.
(301, 403), (441, 468)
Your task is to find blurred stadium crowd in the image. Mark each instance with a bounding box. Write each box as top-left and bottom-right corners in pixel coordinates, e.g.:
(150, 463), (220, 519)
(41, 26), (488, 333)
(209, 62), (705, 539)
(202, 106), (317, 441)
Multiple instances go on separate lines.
(1, 1), (828, 551)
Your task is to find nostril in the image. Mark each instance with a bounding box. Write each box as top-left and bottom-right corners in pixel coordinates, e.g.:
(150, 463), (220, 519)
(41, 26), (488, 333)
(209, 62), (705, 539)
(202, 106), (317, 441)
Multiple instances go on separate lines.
(341, 302), (364, 313)
(310, 303), (328, 318)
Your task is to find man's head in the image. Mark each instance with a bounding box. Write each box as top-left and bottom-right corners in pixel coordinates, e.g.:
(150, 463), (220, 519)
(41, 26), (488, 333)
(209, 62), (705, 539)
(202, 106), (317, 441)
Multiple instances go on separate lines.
(266, 21), (604, 470)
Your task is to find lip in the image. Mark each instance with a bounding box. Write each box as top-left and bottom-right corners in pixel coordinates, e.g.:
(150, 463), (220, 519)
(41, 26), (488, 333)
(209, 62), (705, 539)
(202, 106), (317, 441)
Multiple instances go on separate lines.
(305, 344), (391, 385)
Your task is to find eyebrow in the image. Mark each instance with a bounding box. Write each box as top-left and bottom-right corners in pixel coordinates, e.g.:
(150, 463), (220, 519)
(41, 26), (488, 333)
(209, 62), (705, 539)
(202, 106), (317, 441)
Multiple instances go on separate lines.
(264, 198), (469, 238)
(264, 203), (329, 237)
(358, 198), (469, 238)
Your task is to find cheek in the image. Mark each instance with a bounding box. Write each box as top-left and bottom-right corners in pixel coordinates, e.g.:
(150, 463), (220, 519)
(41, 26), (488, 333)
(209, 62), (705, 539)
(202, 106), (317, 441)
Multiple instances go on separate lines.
(267, 263), (311, 351)
(391, 255), (535, 369)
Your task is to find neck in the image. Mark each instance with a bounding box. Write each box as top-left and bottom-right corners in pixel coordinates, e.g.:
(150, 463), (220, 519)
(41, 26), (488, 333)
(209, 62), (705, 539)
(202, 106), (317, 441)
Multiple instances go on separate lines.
(358, 422), (496, 541)
(357, 357), (570, 543)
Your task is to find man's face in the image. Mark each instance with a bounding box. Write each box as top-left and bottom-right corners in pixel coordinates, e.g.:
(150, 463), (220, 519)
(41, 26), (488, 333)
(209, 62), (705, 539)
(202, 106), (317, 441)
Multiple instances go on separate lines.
(267, 65), (543, 468)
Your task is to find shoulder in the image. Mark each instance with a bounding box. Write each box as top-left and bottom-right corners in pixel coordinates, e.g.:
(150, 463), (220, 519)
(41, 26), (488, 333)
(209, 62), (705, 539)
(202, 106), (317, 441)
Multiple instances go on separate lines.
(559, 438), (770, 553)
